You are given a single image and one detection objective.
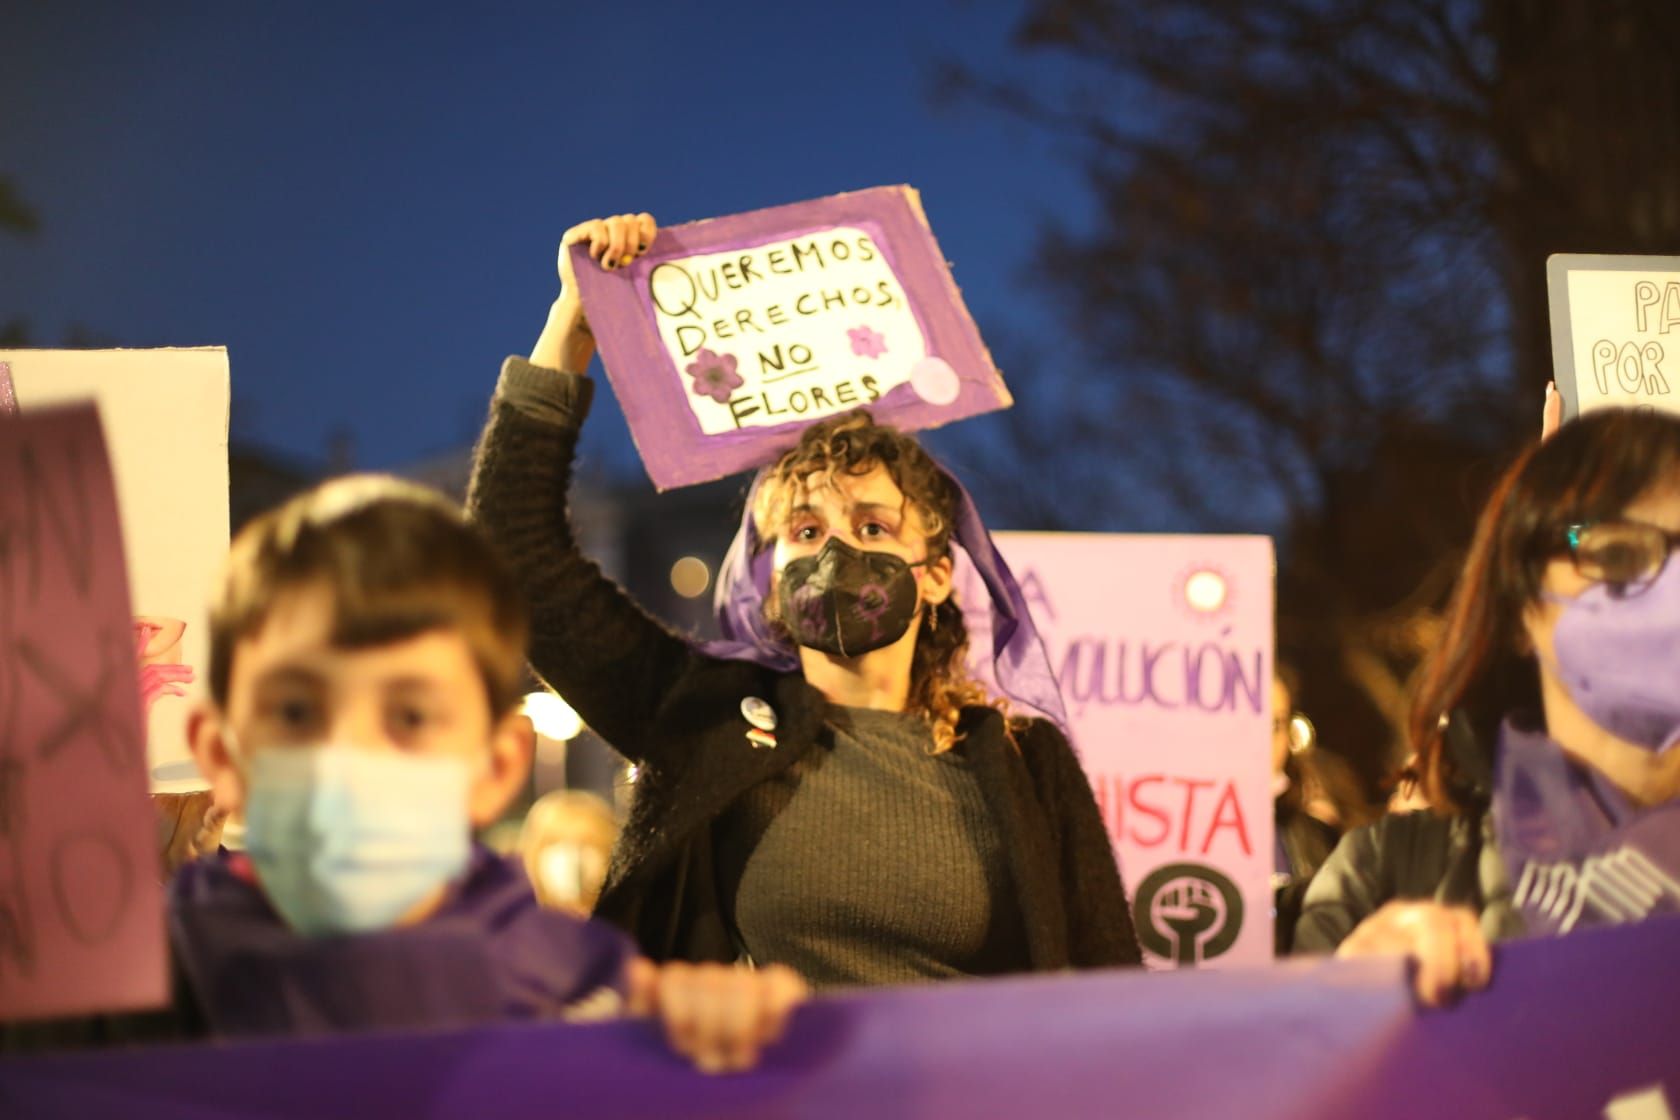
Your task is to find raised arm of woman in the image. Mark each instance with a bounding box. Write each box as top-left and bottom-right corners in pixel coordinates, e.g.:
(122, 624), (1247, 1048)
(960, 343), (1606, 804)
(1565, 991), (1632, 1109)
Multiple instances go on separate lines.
(468, 214), (704, 761)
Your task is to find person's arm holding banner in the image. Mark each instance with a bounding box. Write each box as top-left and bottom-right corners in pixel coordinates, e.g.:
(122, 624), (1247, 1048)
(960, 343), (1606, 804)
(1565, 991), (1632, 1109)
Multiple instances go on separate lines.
(626, 957), (807, 1075)
(1295, 819), (1491, 1007)
(1335, 901), (1490, 1008)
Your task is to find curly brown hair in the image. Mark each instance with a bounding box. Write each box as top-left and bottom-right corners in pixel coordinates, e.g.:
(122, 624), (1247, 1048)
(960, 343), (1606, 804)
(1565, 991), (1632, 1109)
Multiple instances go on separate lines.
(751, 411), (1004, 752)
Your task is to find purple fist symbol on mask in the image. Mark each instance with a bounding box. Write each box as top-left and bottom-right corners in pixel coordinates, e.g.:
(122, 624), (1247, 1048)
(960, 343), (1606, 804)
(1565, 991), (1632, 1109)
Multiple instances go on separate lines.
(852, 582), (890, 643)
(776, 539), (921, 658)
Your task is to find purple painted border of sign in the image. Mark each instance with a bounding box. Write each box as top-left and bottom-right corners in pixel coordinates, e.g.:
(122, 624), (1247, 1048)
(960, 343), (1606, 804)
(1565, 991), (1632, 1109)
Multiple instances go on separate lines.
(572, 185), (1011, 490)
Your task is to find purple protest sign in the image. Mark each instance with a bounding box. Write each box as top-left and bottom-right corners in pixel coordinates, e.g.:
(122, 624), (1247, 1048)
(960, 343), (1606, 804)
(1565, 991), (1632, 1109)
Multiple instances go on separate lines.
(0, 404), (167, 1023)
(571, 186), (1012, 490)
(4, 916), (1677, 1118)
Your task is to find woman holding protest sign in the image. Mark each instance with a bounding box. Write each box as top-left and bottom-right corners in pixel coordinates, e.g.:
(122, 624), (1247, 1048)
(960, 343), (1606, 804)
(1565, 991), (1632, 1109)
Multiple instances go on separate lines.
(1296, 407), (1680, 1004)
(469, 212), (1139, 988)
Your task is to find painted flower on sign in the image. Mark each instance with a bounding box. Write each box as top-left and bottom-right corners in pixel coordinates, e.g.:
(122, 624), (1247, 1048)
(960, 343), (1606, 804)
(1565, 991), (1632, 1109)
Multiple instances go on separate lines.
(848, 325), (888, 359)
(685, 348), (743, 404)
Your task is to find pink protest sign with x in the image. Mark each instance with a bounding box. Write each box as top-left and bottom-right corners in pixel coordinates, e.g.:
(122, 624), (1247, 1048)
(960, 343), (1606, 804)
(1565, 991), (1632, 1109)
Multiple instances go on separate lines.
(0, 403), (167, 1022)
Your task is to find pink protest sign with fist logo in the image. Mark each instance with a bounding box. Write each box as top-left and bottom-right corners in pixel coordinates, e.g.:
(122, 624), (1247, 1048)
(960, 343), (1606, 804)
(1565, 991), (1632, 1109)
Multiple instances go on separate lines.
(958, 532), (1277, 969)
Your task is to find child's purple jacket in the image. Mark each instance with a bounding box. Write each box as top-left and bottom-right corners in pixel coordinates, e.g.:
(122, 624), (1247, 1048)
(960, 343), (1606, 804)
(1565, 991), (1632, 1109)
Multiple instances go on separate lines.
(169, 845), (635, 1038)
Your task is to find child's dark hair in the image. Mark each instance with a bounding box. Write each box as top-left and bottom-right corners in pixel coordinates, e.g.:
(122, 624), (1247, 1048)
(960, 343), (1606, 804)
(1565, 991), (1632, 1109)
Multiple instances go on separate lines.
(209, 475), (529, 715)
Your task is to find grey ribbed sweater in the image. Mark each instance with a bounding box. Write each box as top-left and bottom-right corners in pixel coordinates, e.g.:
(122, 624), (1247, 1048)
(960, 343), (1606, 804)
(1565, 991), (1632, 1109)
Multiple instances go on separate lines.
(714, 705), (1029, 990)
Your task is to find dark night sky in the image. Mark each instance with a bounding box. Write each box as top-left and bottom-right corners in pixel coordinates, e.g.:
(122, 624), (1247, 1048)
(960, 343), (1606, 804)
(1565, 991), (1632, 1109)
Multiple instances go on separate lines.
(2, 0), (1108, 490)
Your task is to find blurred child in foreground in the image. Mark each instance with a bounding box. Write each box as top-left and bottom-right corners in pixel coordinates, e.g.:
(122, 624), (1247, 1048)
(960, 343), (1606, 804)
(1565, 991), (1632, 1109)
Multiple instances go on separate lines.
(17, 477), (804, 1074)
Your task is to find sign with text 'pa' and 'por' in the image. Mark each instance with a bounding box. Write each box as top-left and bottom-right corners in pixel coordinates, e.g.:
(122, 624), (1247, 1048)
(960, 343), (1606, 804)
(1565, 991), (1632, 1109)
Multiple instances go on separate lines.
(1548, 253), (1680, 420)
(571, 186), (1012, 490)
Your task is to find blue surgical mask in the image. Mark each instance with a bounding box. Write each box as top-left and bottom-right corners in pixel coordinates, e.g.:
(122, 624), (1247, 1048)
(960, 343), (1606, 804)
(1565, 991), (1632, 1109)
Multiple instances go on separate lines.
(242, 747), (472, 936)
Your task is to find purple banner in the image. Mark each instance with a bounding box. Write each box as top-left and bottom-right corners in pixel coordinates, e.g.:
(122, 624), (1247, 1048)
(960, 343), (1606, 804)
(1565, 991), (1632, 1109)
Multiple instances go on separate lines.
(4, 916), (1678, 1118)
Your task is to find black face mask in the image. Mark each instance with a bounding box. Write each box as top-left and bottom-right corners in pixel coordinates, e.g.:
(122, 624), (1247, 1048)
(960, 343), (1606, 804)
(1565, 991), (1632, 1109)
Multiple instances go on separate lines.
(777, 538), (925, 657)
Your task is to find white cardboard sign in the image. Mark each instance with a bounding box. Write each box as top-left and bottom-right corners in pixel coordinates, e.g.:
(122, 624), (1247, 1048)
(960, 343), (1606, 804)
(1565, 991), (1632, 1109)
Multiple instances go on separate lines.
(2, 349), (231, 791)
(1547, 254), (1680, 419)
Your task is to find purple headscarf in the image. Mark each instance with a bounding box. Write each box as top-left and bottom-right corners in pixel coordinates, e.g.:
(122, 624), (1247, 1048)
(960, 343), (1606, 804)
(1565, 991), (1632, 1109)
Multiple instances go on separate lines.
(703, 461), (1068, 729)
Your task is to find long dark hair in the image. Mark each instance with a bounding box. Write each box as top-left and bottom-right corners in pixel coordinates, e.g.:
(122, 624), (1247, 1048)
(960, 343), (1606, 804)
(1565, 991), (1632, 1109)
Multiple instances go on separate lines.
(1411, 408), (1680, 811)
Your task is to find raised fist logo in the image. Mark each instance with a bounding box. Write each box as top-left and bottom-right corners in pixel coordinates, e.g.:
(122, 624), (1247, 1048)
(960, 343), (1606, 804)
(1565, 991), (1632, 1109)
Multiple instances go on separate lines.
(1133, 862), (1244, 966)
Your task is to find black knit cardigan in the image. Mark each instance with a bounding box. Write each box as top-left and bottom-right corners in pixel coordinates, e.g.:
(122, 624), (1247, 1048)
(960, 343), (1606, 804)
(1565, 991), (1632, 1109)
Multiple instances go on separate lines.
(467, 362), (1141, 972)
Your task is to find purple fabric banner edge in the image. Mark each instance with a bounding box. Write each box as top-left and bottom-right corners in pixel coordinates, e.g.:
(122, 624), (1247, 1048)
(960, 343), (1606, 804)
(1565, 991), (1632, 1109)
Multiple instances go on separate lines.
(4, 915), (1678, 1120)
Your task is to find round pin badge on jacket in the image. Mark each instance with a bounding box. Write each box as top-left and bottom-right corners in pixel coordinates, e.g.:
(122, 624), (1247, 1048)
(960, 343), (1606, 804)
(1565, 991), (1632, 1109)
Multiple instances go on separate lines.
(740, 696), (777, 731)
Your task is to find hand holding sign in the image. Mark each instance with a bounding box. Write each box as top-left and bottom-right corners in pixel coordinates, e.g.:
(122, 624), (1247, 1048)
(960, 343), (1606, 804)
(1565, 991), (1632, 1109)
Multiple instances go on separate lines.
(535, 213), (661, 377)
(563, 212), (657, 279)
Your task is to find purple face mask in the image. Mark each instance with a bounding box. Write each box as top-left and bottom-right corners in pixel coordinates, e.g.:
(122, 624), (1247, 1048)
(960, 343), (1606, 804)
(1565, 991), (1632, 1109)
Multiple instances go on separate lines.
(1549, 558), (1680, 752)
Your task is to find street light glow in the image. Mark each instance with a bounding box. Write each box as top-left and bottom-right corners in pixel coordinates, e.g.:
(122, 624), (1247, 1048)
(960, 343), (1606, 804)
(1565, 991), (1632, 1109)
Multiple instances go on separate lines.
(522, 691), (583, 741)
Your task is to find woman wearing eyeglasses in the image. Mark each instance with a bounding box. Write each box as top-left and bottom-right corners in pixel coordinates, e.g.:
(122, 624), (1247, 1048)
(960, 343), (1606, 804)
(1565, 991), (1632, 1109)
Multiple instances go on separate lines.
(1295, 407), (1680, 1004)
